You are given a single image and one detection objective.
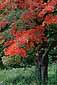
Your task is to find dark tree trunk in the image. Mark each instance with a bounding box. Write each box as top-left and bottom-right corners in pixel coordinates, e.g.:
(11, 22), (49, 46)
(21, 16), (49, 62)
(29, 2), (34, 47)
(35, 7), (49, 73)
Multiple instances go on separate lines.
(0, 57), (5, 69)
(35, 42), (48, 85)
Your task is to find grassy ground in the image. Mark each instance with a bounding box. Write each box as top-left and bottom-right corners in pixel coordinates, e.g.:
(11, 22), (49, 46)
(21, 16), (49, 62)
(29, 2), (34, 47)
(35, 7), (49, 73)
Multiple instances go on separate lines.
(0, 63), (57, 85)
(48, 63), (57, 85)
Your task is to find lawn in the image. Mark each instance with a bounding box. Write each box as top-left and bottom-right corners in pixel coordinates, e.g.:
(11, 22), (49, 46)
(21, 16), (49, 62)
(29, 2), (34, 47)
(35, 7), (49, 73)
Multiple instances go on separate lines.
(0, 63), (57, 85)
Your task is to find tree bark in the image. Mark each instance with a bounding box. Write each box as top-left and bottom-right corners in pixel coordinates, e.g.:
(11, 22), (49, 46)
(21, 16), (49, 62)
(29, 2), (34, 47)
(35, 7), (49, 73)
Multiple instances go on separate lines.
(35, 42), (48, 85)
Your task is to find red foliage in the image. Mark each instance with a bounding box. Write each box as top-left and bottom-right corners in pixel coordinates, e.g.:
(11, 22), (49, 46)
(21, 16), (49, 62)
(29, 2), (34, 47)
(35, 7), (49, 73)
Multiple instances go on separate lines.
(21, 11), (35, 22)
(0, 0), (9, 10)
(44, 15), (57, 24)
(4, 25), (47, 57)
(38, 0), (57, 17)
(0, 0), (56, 58)
(0, 20), (9, 28)
(4, 41), (27, 57)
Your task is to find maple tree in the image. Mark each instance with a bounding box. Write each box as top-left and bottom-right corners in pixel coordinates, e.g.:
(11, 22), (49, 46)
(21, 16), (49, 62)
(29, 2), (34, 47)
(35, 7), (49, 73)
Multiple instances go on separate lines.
(0, 0), (57, 84)
(0, 0), (56, 57)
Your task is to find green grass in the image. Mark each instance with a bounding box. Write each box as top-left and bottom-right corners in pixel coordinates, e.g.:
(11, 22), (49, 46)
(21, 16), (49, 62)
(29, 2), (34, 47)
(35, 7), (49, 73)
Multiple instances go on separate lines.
(48, 63), (57, 85)
(0, 64), (57, 85)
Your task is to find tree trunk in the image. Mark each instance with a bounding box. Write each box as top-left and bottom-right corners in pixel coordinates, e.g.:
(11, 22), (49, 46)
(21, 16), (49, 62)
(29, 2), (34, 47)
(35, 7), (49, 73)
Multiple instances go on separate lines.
(35, 42), (48, 85)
